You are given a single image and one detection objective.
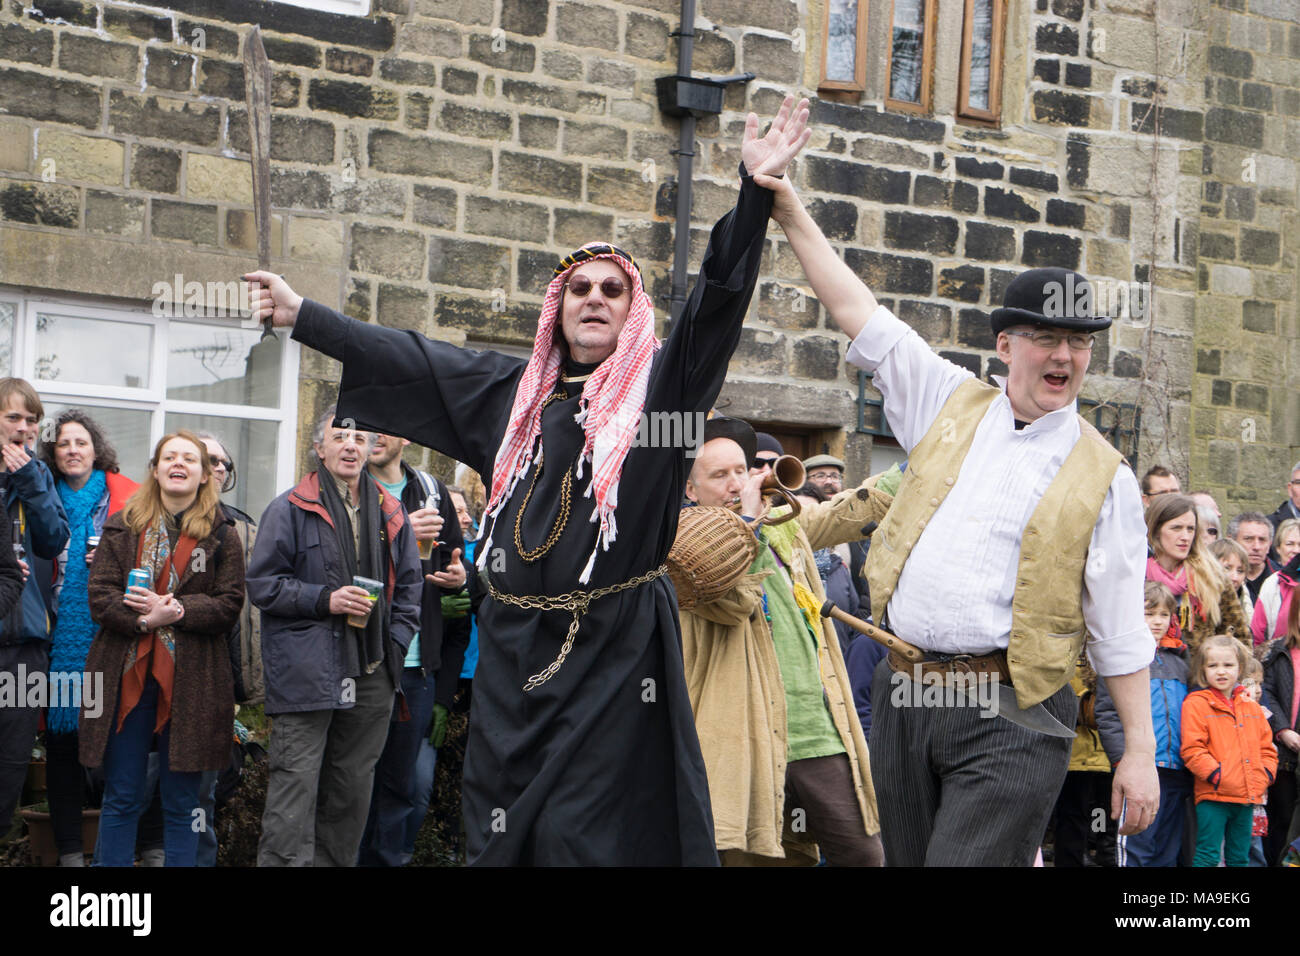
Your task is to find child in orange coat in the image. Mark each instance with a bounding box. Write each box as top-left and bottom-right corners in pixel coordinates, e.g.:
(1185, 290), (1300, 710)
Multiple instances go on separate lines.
(1181, 634), (1278, 866)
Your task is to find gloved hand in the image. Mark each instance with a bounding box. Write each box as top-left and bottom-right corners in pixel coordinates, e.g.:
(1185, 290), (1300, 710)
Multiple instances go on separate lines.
(441, 592), (471, 619)
(429, 702), (449, 748)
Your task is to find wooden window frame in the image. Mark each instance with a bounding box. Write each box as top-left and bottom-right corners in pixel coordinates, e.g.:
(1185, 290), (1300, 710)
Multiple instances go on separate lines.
(956, 0), (1006, 126)
(818, 0), (871, 94)
(884, 0), (938, 115)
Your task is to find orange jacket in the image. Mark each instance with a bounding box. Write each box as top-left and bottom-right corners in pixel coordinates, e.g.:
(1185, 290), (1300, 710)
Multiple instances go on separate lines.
(1180, 687), (1278, 804)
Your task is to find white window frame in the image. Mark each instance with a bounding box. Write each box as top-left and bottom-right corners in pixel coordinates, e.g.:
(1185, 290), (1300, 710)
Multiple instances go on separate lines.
(273, 0), (371, 16)
(1, 286), (301, 507)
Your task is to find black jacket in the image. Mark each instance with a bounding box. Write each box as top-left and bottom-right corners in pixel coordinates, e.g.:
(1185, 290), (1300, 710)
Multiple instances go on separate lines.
(0, 496), (25, 623)
(386, 461), (465, 683)
(1261, 638), (1298, 772)
(1268, 499), (1300, 532)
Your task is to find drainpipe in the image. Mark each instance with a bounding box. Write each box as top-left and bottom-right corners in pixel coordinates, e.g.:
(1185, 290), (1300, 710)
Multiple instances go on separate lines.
(657, 1), (753, 324)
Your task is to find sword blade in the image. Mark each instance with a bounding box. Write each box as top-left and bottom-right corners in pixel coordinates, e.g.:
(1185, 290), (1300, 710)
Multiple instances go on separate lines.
(948, 679), (1075, 737)
(243, 26), (274, 338)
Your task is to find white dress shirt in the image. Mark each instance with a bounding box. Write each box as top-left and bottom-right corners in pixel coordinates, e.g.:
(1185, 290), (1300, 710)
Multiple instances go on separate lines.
(846, 305), (1154, 678)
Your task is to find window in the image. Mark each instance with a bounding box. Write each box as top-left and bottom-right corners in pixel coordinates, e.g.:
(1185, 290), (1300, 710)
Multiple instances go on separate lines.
(856, 370), (895, 439)
(957, 0), (1006, 125)
(886, 0), (937, 114)
(820, 0), (870, 93)
(0, 288), (300, 522)
(274, 0), (371, 15)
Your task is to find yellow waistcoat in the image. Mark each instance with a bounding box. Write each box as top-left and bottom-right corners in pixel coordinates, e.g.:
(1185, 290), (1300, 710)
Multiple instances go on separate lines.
(865, 378), (1123, 708)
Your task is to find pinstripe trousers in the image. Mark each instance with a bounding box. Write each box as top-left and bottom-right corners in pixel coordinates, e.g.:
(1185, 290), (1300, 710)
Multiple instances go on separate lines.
(868, 658), (1077, 866)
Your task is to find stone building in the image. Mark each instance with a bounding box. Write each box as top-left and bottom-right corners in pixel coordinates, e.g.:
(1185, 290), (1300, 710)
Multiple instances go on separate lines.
(0, 0), (1295, 521)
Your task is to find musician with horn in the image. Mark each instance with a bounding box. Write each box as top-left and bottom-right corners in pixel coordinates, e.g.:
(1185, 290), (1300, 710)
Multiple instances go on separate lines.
(674, 416), (893, 865)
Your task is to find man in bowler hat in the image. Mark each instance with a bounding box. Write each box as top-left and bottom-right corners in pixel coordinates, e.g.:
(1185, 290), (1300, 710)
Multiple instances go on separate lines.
(757, 169), (1160, 865)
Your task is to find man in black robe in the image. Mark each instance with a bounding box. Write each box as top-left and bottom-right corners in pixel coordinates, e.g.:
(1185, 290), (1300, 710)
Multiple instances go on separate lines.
(245, 95), (810, 865)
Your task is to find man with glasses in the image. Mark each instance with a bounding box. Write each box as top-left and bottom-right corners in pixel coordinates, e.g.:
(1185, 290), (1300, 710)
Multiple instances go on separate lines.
(803, 454), (846, 496)
(244, 97), (812, 865)
(761, 165), (1158, 866)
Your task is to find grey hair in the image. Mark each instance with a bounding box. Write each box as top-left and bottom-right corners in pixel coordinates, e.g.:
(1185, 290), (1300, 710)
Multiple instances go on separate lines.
(312, 405), (372, 450)
(1197, 505), (1219, 535)
(1226, 511), (1271, 539)
(1292, 461), (1300, 478)
(312, 405), (334, 447)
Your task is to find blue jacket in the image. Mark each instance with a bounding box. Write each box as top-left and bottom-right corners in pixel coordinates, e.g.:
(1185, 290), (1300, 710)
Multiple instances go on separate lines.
(1, 456), (69, 645)
(1095, 643), (1189, 770)
(844, 634), (888, 739)
(246, 471), (422, 715)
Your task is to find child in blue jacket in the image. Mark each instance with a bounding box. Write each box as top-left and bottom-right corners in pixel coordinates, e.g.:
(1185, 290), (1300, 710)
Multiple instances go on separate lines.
(1097, 581), (1191, 866)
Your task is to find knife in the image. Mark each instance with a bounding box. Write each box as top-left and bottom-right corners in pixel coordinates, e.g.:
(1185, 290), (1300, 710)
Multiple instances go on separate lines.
(243, 25), (275, 340)
(819, 601), (1075, 738)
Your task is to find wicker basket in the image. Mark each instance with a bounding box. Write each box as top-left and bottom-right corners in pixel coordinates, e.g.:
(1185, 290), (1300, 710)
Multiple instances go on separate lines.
(668, 506), (760, 610)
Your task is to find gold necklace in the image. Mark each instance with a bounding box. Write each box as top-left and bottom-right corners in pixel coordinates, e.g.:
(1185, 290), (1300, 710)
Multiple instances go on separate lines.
(513, 388), (574, 563)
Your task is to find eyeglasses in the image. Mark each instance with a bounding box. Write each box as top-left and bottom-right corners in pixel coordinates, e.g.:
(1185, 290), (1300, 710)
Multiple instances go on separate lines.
(565, 275), (627, 299)
(1004, 329), (1096, 351)
(211, 457), (232, 471)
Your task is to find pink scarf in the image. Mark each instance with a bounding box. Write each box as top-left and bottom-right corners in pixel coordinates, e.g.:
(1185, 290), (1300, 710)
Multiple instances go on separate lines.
(1146, 557), (1204, 641)
(480, 243), (660, 584)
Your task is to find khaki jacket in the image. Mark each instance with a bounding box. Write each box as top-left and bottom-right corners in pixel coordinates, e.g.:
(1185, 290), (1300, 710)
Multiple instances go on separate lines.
(680, 482), (893, 863)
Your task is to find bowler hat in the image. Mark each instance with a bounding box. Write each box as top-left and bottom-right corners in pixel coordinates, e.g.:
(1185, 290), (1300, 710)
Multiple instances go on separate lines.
(702, 417), (757, 465)
(989, 267), (1113, 335)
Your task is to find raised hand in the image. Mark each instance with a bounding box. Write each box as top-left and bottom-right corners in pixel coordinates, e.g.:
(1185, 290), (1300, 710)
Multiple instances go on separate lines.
(242, 271), (304, 329)
(741, 94), (812, 180)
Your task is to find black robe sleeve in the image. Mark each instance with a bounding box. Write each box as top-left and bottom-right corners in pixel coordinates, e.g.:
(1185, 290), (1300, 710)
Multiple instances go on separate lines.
(291, 301), (526, 478)
(651, 165), (775, 413)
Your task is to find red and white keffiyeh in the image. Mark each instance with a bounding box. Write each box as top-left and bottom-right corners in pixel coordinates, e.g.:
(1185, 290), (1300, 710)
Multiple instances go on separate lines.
(479, 243), (660, 584)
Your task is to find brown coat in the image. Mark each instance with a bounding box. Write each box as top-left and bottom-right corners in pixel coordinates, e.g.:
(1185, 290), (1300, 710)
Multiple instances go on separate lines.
(680, 481), (892, 863)
(79, 510), (244, 773)
(1184, 580), (1249, 655)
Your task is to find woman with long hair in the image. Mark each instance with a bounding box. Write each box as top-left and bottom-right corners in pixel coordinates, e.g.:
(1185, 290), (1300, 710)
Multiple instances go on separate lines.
(78, 430), (244, 866)
(37, 409), (138, 867)
(1261, 592), (1300, 863)
(1145, 493), (1248, 653)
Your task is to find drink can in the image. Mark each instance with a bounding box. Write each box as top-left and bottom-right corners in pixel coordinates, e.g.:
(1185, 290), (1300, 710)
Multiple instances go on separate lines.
(87, 534), (101, 549)
(126, 567), (152, 594)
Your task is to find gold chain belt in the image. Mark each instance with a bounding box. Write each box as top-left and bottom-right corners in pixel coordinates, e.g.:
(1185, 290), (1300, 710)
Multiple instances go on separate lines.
(487, 565), (668, 691)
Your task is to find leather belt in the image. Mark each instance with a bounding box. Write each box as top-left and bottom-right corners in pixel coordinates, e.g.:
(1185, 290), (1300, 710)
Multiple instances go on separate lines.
(887, 649), (1012, 683)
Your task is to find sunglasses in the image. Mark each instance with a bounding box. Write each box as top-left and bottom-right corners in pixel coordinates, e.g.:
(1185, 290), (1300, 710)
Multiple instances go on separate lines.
(565, 275), (628, 299)
(211, 457), (232, 471)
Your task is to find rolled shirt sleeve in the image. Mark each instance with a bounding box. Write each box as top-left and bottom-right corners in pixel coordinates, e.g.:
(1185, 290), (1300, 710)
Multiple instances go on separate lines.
(1083, 465), (1156, 677)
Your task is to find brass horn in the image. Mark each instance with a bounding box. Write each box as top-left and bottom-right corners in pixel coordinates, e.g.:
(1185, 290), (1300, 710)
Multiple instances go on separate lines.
(758, 454), (805, 526)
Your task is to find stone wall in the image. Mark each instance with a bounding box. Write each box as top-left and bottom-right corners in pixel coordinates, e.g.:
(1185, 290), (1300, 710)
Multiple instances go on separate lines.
(1193, 0), (1300, 510)
(0, 0), (1295, 501)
